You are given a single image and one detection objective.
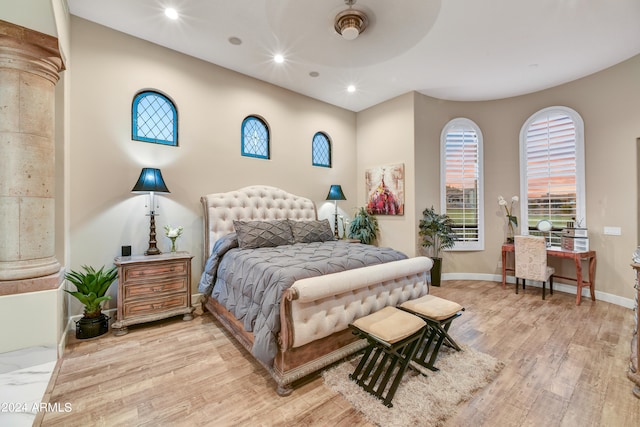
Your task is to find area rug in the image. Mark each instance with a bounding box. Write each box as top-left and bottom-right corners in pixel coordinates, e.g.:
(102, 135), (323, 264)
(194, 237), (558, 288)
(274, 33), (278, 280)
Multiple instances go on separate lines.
(322, 345), (504, 427)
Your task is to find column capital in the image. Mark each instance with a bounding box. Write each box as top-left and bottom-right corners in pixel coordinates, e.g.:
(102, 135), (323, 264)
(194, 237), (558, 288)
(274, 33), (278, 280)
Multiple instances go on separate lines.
(0, 19), (65, 84)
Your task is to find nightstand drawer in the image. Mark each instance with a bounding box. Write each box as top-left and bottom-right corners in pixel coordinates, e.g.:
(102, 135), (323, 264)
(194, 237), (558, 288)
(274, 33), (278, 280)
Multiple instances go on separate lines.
(123, 278), (187, 299)
(124, 261), (186, 281)
(114, 252), (194, 335)
(123, 294), (188, 317)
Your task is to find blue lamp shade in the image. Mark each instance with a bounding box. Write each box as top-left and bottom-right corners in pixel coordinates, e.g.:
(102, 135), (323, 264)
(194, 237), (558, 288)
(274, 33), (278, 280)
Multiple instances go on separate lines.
(131, 168), (170, 193)
(326, 185), (346, 201)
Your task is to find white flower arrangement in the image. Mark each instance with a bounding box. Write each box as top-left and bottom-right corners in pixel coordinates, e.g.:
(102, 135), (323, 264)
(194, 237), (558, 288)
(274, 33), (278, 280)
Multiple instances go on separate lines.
(164, 225), (183, 238)
(498, 195), (519, 242)
(497, 195), (518, 226)
(164, 225), (183, 252)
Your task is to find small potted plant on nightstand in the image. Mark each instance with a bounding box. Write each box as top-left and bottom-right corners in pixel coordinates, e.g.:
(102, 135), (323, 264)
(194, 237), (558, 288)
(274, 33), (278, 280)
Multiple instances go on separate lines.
(418, 206), (456, 287)
(348, 207), (379, 244)
(65, 265), (117, 339)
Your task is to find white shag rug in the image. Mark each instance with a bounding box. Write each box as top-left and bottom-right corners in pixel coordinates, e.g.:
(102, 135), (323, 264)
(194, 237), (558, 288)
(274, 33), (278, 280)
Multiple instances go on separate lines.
(322, 345), (504, 427)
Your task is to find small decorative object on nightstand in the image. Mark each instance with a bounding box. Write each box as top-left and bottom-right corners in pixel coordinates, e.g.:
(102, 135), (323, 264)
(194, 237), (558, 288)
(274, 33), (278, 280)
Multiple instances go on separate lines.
(112, 251), (194, 335)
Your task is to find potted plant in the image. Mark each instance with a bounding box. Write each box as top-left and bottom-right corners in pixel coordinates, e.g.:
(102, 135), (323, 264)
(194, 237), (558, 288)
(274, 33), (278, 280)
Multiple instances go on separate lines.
(348, 207), (379, 245)
(65, 265), (118, 339)
(418, 206), (456, 286)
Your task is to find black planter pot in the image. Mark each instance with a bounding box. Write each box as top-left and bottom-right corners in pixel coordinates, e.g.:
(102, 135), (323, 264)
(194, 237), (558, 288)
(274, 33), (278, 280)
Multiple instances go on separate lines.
(430, 257), (442, 287)
(75, 314), (110, 339)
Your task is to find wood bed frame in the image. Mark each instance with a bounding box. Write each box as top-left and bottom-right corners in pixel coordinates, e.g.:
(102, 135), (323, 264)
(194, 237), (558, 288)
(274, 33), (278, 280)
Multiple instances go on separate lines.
(200, 185), (433, 395)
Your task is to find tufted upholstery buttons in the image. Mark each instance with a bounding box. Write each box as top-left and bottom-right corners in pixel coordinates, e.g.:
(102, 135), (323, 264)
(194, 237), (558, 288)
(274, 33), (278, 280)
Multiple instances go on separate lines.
(201, 186), (317, 257)
(289, 273), (429, 348)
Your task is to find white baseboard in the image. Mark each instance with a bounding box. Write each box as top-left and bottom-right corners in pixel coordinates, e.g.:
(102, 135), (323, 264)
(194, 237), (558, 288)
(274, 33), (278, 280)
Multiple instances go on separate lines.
(442, 272), (635, 309)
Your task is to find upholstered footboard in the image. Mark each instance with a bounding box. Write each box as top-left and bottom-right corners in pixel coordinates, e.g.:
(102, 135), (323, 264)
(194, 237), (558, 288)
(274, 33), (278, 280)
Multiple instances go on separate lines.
(272, 256), (433, 394)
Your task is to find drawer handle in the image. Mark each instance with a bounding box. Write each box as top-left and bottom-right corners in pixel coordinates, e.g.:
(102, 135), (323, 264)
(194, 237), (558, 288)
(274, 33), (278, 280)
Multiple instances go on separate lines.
(169, 267), (175, 272)
(152, 303), (164, 309)
(152, 287), (164, 292)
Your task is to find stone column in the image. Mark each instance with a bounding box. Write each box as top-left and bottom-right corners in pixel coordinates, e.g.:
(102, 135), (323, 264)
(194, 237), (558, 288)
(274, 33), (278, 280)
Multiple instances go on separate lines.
(0, 20), (64, 288)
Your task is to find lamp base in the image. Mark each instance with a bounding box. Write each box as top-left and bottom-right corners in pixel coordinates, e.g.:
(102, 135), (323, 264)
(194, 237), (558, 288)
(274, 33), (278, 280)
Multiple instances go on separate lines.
(145, 247), (161, 256)
(145, 212), (162, 256)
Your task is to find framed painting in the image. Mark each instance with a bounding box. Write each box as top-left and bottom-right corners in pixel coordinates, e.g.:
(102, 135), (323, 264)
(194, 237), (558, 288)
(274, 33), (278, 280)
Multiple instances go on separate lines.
(365, 163), (405, 215)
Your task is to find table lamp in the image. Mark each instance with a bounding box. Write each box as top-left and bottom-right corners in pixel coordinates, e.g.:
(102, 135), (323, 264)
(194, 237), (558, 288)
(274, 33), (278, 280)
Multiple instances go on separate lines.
(326, 184), (346, 238)
(132, 168), (170, 255)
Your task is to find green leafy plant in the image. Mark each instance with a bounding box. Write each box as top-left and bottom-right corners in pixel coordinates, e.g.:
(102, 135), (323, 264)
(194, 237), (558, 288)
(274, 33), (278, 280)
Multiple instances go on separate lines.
(418, 206), (456, 258)
(64, 265), (117, 318)
(349, 207), (379, 245)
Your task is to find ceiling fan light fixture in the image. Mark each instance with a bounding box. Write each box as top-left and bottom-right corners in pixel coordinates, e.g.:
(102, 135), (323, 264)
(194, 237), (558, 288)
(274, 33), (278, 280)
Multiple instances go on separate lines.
(334, 9), (368, 41)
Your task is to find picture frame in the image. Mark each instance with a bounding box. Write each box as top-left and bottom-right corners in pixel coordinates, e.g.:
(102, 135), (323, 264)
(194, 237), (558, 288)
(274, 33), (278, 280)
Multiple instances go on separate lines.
(365, 163), (405, 215)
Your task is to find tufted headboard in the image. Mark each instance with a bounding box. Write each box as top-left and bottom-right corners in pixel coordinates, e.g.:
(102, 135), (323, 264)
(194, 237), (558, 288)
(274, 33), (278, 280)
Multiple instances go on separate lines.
(201, 185), (318, 259)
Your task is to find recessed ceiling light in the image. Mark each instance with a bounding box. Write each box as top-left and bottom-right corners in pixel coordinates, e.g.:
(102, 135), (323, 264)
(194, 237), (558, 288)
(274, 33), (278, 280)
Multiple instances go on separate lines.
(274, 54), (284, 64)
(228, 36), (242, 46)
(347, 85), (356, 93)
(164, 8), (179, 20)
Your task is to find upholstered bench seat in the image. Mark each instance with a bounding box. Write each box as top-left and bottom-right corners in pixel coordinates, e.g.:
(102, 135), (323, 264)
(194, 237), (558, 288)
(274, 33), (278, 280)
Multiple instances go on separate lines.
(352, 306), (426, 343)
(399, 294), (464, 371)
(349, 306), (426, 407)
(400, 294), (463, 320)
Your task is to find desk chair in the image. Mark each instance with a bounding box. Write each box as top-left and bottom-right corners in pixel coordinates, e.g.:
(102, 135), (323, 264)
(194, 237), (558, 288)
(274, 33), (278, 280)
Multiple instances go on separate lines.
(514, 235), (555, 299)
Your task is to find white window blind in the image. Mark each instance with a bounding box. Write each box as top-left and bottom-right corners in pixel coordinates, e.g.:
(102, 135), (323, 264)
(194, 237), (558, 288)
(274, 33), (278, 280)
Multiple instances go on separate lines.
(440, 118), (484, 251)
(520, 107), (585, 246)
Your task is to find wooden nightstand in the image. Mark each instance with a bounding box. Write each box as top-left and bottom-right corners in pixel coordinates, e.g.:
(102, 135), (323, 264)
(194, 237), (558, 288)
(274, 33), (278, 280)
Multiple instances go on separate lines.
(112, 251), (194, 336)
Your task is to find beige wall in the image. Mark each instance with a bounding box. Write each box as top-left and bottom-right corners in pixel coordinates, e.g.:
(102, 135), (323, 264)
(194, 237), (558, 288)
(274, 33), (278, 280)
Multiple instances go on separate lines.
(409, 55), (640, 303)
(69, 14), (640, 310)
(4, 7), (639, 355)
(356, 93), (418, 255)
(68, 17), (357, 311)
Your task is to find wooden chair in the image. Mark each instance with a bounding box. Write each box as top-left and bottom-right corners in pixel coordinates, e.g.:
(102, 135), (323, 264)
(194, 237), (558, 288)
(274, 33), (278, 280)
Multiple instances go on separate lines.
(514, 235), (555, 299)
(399, 294), (464, 371)
(348, 306), (426, 407)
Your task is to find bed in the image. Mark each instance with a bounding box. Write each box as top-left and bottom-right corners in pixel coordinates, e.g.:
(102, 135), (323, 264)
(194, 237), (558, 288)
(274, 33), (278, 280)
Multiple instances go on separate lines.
(198, 185), (433, 395)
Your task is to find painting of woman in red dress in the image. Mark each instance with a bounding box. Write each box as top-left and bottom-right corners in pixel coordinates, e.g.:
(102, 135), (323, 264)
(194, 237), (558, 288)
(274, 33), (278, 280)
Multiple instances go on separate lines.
(365, 163), (404, 215)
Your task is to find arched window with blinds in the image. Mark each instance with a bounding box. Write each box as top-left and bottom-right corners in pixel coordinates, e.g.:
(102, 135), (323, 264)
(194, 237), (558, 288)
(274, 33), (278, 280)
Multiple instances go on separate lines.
(440, 118), (484, 250)
(519, 106), (585, 246)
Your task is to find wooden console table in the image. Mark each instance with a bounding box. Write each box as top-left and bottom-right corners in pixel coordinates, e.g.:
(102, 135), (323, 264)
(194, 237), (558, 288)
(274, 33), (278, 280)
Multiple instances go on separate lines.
(501, 244), (596, 305)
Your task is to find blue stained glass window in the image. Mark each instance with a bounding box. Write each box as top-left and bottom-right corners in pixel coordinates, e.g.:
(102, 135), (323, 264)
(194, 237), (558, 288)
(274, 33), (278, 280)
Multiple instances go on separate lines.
(132, 91), (178, 146)
(312, 132), (331, 167)
(241, 116), (270, 159)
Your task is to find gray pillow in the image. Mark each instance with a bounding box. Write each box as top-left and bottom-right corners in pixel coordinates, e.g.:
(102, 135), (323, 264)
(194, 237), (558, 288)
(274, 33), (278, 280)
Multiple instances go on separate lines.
(288, 219), (335, 243)
(233, 220), (294, 249)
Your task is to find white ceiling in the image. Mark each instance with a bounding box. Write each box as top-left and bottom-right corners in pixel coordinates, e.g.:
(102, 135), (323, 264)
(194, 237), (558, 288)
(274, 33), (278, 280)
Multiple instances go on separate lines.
(68, 0), (640, 112)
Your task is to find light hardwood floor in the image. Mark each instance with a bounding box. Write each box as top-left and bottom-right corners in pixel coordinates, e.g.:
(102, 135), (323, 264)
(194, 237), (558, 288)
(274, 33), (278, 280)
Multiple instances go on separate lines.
(36, 280), (639, 426)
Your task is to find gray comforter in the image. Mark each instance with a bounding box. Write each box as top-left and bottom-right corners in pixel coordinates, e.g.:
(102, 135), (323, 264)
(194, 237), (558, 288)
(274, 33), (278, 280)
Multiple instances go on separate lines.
(198, 234), (407, 365)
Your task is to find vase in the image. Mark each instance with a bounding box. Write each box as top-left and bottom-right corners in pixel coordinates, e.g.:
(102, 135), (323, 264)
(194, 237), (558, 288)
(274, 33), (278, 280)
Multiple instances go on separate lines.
(506, 222), (515, 244)
(75, 314), (110, 339)
(170, 237), (177, 252)
(430, 257), (442, 287)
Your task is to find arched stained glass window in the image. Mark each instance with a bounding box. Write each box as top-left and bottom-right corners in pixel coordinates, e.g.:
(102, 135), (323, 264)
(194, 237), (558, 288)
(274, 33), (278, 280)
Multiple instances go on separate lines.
(241, 115), (270, 159)
(132, 90), (178, 146)
(312, 132), (331, 167)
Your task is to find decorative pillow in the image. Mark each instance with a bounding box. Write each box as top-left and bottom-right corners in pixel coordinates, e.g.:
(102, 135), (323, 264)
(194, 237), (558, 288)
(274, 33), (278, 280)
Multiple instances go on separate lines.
(288, 219), (335, 243)
(233, 220), (294, 249)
